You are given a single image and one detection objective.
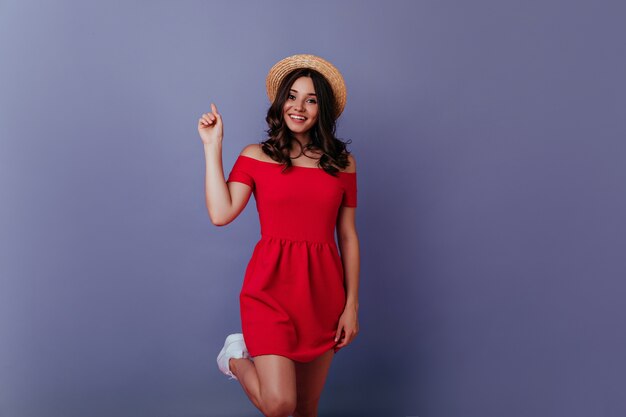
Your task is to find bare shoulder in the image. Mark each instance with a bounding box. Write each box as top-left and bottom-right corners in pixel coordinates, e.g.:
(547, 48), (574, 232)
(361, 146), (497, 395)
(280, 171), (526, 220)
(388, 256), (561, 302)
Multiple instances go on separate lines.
(342, 153), (357, 173)
(239, 143), (264, 158)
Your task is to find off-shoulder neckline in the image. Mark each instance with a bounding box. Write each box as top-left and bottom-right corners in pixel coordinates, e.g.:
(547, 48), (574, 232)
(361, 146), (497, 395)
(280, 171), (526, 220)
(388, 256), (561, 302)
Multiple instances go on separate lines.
(238, 154), (356, 174)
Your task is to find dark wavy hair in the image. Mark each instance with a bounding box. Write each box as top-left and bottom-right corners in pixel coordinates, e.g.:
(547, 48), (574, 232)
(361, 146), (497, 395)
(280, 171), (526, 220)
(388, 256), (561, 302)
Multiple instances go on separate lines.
(259, 68), (353, 176)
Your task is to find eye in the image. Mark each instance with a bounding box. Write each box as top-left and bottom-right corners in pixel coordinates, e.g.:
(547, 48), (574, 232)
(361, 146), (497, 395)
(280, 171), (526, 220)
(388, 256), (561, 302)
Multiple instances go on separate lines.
(288, 94), (316, 104)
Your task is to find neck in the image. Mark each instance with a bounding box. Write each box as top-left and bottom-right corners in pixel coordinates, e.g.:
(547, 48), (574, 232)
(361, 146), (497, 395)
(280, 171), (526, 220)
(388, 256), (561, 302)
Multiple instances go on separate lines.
(292, 132), (311, 148)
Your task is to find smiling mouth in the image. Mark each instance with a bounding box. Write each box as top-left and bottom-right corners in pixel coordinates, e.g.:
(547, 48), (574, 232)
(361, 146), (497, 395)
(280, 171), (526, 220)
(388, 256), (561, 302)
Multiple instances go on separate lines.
(289, 114), (307, 121)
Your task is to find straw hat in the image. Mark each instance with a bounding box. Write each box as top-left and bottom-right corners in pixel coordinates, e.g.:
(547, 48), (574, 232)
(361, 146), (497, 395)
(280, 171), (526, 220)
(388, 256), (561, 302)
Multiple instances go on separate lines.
(266, 54), (347, 119)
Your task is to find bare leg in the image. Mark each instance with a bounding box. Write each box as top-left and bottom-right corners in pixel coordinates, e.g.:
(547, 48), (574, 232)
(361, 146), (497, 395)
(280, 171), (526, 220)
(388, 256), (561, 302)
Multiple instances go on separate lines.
(293, 348), (335, 417)
(230, 354), (297, 417)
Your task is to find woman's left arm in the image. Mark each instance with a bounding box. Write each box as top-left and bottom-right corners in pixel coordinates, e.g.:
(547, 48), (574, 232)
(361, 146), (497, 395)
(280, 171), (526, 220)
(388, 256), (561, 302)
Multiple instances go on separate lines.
(335, 204), (360, 348)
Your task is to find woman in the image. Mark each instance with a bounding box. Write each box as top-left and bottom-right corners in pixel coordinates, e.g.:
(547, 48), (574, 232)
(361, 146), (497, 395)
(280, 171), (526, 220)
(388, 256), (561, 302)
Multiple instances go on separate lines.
(199, 54), (360, 417)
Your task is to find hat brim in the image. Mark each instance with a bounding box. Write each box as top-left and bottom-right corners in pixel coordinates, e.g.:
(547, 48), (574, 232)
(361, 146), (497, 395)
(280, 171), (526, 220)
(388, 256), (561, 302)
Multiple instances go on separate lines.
(266, 54), (347, 119)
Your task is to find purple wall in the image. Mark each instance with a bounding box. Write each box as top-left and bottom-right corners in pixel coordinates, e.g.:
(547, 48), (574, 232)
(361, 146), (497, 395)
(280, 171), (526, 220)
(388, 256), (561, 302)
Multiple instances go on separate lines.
(1, 1), (625, 416)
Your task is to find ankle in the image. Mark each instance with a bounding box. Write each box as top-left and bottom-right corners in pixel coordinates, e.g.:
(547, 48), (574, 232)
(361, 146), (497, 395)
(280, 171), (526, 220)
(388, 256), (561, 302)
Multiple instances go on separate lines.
(229, 356), (252, 374)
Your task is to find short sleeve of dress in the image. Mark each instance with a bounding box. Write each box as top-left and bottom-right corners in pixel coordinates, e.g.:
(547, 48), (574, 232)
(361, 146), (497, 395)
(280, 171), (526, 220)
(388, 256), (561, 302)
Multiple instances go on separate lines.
(226, 155), (255, 189)
(340, 173), (357, 207)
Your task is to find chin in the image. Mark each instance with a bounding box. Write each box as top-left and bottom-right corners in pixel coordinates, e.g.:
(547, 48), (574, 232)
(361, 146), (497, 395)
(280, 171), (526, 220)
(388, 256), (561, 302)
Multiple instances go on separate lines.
(287, 123), (310, 133)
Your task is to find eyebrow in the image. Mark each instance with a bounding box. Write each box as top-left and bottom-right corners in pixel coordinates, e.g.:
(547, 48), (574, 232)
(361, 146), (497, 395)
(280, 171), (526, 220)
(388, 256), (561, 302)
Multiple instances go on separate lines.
(290, 88), (317, 96)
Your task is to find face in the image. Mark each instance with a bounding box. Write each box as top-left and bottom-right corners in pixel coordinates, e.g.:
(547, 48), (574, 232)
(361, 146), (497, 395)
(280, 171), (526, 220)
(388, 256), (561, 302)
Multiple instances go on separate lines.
(283, 76), (319, 137)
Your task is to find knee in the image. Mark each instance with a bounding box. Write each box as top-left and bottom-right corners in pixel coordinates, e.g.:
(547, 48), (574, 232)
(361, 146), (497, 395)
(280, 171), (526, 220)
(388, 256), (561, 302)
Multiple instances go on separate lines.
(261, 395), (297, 417)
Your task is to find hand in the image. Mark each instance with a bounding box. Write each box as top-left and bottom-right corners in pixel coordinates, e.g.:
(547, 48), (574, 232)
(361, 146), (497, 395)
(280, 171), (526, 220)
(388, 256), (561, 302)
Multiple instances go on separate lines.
(334, 304), (359, 349)
(198, 103), (223, 146)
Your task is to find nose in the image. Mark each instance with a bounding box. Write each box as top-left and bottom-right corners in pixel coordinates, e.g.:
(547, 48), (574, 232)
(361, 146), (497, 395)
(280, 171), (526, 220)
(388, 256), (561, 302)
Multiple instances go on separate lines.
(294, 98), (306, 112)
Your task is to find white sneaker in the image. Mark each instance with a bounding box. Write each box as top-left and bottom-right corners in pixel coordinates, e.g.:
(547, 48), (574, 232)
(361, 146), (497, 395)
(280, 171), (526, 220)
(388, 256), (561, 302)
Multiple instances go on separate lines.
(216, 333), (251, 380)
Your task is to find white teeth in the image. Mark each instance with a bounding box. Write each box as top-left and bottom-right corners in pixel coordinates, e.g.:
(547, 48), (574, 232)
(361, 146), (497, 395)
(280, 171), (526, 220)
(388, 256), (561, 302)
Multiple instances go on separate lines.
(290, 115), (306, 120)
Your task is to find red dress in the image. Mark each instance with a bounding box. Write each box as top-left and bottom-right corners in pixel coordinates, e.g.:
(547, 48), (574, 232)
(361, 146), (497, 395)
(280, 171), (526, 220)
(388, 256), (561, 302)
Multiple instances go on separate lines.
(226, 154), (358, 363)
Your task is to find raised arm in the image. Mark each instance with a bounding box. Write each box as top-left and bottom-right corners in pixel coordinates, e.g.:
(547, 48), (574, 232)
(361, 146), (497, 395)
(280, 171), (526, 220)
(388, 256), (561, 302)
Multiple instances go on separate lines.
(199, 103), (253, 226)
